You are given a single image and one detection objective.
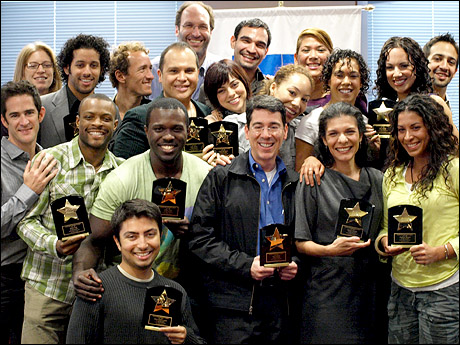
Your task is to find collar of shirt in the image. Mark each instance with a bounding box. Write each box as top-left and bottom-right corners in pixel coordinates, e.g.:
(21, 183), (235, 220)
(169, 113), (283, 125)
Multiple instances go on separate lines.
(1, 136), (42, 161)
(67, 136), (120, 172)
(65, 84), (80, 115)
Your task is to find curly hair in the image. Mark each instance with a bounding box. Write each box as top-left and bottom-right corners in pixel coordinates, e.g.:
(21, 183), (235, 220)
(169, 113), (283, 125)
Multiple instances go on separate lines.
(204, 59), (251, 114)
(109, 41), (150, 88)
(259, 63), (314, 96)
(385, 94), (458, 200)
(316, 102), (368, 168)
(13, 41), (62, 94)
(322, 49), (370, 94)
(57, 34), (110, 85)
(375, 36), (433, 100)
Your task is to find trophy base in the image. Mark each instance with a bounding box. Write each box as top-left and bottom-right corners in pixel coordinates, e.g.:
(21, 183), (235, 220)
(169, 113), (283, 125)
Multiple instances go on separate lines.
(390, 244), (414, 248)
(264, 262), (290, 268)
(61, 232), (89, 242)
(145, 325), (164, 331)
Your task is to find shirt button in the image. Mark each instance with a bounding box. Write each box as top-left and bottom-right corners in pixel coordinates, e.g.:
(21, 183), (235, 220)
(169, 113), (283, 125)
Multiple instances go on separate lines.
(262, 178), (266, 183)
(267, 201), (270, 205)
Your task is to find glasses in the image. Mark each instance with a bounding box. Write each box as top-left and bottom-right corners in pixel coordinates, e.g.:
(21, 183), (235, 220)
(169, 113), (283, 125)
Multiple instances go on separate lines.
(181, 23), (209, 32)
(250, 125), (282, 135)
(26, 62), (53, 70)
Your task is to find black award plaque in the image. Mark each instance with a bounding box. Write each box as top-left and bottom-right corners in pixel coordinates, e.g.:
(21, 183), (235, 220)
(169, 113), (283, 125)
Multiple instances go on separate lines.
(209, 121), (239, 157)
(143, 286), (182, 331)
(151, 178), (187, 220)
(335, 198), (375, 242)
(50, 195), (91, 241)
(184, 118), (209, 155)
(63, 113), (78, 141)
(388, 205), (423, 247)
(368, 99), (396, 139)
(260, 224), (291, 267)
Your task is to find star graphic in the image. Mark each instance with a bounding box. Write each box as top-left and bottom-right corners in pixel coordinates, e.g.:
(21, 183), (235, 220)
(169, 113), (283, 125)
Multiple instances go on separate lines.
(212, 124), (232, 145)
(265, 227), (285, 250)
(152, 289), (175, 314)
(345, 202), (368, 227)
(57, 199), (80, 222)
(373, 101), (393, 122)
(394, 208), (417, 230)
(159, 181), (181, 204)
(187, 120), (203, 142)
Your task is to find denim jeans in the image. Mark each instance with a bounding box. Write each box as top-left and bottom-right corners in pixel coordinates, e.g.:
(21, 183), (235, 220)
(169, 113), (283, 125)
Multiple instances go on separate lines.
(388, 281), (459, 344)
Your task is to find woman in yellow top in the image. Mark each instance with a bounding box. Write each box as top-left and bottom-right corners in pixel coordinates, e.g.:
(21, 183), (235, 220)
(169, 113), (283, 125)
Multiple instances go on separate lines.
(376, 94), (459, 344)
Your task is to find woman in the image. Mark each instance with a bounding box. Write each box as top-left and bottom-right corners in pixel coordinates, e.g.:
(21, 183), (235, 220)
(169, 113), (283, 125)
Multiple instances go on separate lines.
(13, 41), (61, 96)
(375, 36), (458, 139)
(375, 94), (459, 344)
(204, 63), (313, 170)
(295, 102), (384, 343)
(295, 48), (378, 172)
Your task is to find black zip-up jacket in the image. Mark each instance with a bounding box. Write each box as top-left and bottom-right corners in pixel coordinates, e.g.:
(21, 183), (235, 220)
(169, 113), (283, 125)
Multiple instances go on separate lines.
(187, 151), (299, 312)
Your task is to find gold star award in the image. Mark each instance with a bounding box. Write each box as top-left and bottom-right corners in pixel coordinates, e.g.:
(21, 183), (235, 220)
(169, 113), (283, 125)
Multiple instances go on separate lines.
(388, 205), (423, 247)
(212, 124), (232, 145)
(159, 181), (181, 205)
(57, 199), (80, 222)
(345, 202), (369, 227)
(373, 101), (393, 122)
(143, 286), (182, 331)
(336, 198), (374, 241)
(51, 196), (91, 241)
(260, 224), (291, 267)
(152, 178), (187, 220)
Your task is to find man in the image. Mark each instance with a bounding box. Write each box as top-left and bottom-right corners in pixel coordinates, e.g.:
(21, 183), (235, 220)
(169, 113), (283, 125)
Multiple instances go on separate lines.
(39, 34), (111, 148)
(72, 98), (210, 308)
(423, 33), (459, 108)
(109, 41), (154, 120)
(17, 94), (123, 344)
(1, 81), (58, 344)
(66, 199), (204, 344)
(231, 18), (271, 95)
(187, 95), (300, 343)
(149, 1), (223, 101)
(111, 42), (211, 159)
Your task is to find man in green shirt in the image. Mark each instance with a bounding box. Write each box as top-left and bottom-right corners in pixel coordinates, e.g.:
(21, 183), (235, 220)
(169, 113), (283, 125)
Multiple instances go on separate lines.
(17, 94), (122, 344)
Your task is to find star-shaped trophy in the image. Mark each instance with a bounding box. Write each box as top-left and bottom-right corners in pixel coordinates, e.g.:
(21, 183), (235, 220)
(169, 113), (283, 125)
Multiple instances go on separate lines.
(152, 178), (187, 219)
(260, 224), (291, 267)
(373, 101), (393, 122)
(368, 99), (396, 140)
(187, 120), (203, 142)
(335, 199), (374, 241)
(388, 205), (423, 247)
(50, 195), (91, 241)
(159, 181), (181, 205)
(345, 202), (369, 227)
(184, 118), (208, 155)
(212, 124), (232, 145)
(57, 199), (80, 222)
(143, 286), (182, 330)
(153, 289), (176, 314)
(208, 121), (239, 156)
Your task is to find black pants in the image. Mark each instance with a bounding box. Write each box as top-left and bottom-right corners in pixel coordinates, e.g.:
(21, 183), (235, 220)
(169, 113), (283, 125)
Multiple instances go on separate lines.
(1, 264), (25, 344)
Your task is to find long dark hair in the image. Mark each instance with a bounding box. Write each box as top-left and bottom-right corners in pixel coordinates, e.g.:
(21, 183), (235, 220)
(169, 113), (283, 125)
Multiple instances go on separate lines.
(385, 94), (458, 200)
(316, 102), (368, 168)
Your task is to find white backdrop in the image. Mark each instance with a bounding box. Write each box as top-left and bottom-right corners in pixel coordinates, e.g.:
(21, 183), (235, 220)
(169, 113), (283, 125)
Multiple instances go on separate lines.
(208, 5), (364, 75)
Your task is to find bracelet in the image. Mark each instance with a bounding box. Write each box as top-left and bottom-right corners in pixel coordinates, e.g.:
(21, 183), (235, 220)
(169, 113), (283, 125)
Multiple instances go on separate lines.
(444, 244), (449, 260)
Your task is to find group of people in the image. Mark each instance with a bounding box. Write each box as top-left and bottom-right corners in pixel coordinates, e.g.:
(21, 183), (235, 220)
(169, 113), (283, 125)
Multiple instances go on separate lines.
(1, 1), (459, 344)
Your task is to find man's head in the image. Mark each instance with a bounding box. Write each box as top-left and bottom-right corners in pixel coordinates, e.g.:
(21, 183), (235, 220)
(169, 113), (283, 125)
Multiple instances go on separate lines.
(423, 33), (458, 92)
(111, 199), (162, 277)
(175, 1), (214, 63)
(1, 80), (45, 151)
(158, 42), (199, 103)
(231, 18), (271, 74)
(109, 42), (154, 96)
(76, 94), (118, 152)
(144, 97), (189, 165)
(245, 95), (287, 171)
(57, 34), (110, 100)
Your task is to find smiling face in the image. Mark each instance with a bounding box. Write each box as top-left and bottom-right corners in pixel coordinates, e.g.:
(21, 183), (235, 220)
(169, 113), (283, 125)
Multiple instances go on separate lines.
(245, 108), (287, 171)
(64, 48), (101, 100)
(231, 26), (269, 74)
(145, 108), (188, 165)
(76, 98), (117, 151)
(23, 50), (54, 95)
(114, 216), (161, 278)
(295, 36), (331, 80)
(270, 73), (312, 123)
(385, 47), (417, 100)
(176, 4), (212, 62)
(397, 110), (430, 161)
(322, 114), (362, 167)
(216, 74), (247, 114)
(427, 41), (458, 90)
(329, 58), (362, 105)
(158, 47), (198, 103)
(124, 50), (154, 96)
(1, 94), (44, 151)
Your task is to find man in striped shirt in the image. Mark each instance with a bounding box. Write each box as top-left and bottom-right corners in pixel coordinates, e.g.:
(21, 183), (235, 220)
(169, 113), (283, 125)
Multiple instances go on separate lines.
(17, 93), (123, 344)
